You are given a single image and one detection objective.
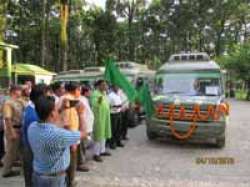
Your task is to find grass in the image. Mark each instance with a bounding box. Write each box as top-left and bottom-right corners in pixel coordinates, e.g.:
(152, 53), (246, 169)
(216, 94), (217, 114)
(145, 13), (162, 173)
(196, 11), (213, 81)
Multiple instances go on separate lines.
(235, 89), (248, 100)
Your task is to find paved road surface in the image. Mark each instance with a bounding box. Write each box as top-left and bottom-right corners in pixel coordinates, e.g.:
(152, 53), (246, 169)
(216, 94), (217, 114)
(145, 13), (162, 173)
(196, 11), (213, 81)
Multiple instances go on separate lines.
(1, 99), (250, 187)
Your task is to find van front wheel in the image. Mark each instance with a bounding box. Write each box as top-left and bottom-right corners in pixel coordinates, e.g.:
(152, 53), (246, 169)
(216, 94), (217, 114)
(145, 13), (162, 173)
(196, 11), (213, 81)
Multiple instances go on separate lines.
(216, 136), (225, 148)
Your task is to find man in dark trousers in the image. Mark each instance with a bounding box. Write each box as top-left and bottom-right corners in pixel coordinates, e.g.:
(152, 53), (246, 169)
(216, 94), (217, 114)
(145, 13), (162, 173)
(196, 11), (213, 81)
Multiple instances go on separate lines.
(108, 85), (124, 149)
(119, 89), (130, 140)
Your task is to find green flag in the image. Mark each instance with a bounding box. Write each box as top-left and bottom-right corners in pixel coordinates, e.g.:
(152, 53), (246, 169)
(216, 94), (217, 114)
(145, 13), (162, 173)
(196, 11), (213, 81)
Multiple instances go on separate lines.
(104, 59), (137, 102)
(137, 84), (154, 118)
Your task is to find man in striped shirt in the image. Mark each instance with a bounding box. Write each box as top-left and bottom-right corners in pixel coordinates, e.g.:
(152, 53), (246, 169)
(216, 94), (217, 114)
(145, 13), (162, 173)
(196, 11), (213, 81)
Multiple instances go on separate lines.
(28, 96), (84, 187)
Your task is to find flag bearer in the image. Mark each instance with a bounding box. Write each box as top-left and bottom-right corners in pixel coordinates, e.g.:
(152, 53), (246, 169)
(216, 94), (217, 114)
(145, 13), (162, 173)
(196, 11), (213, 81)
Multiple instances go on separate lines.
(91, 80), (112, 162)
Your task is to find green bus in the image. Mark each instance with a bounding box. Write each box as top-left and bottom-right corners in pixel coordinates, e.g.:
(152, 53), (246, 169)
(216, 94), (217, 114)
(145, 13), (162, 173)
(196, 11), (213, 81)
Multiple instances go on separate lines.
(147, 53), (228, 148)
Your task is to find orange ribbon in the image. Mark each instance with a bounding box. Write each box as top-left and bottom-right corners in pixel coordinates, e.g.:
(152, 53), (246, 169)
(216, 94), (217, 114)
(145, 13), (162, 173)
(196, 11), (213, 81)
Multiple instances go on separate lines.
(156, 103), (229, 140)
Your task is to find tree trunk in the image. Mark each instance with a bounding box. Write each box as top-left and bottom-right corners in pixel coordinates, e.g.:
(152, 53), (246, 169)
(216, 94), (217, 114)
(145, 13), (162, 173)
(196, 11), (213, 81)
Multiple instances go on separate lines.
(67, 0), (72, 69)
(41, 0), (47, 67)
(198, 28), (202, 52)
(128, 16), (134, 61)
(60, 0), (69, 71)
(243, 22), (248, 43)
(0, 0), (7, 42)
(215, 32), (222, 56)
(215, 17), (226, 56)
(0, 1), (9, 87)
(247, 79), (250, 101)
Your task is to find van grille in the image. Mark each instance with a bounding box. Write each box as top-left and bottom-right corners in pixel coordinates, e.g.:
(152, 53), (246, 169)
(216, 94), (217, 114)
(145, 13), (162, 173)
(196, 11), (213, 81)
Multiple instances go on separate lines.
(155, 104), (215, 122)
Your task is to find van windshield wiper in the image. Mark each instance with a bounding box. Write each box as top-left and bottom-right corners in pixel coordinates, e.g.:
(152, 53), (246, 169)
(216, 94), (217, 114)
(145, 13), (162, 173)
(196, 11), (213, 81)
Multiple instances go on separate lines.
(204, 94), (219, 96)
(165, 91), (184, 94)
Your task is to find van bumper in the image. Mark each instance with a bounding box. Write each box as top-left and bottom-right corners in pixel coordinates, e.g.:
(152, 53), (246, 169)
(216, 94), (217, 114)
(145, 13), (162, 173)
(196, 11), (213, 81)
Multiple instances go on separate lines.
(146, 117), (226, 140)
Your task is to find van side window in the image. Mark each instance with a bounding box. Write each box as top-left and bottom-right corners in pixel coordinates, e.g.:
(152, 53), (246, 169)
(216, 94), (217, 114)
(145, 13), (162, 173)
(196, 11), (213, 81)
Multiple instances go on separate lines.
(189, 55), (195, 61)
(197, 55), (204, 61)
(181, 55), (188, 61)
(174, 56), (180, 61)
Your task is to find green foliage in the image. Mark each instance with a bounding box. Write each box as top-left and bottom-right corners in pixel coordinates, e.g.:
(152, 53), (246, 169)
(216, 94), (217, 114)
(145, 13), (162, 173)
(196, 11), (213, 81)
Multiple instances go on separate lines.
(0, 1), (7, 42)
(235, 89), (247, 100)
(0, 0), (249, 72)
(219, 43), (250, 81)
(93, 10), (117, 65)
(218, 42), (250, 100)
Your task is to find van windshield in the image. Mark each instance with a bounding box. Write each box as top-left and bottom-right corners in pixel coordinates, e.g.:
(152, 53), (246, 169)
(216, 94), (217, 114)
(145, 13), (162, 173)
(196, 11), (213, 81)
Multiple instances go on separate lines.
(154, 72), (223, 96)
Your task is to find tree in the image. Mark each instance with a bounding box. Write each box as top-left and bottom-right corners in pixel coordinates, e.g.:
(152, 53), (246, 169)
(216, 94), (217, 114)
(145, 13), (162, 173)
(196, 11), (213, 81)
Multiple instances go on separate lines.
(218, 42), (250, 100)
(0, 0), (7, 42)
(0, 0), (7, 71)
(229, 1), (250, 43)
(93, 10), (117, 65)
(208, 0), (242, 56)
(1, 0), (249, 73)
(108, 0), (146, 61)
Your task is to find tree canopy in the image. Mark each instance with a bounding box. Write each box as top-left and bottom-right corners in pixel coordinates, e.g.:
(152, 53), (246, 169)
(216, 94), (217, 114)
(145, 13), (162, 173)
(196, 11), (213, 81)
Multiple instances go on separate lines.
(0, 0), (249, 72)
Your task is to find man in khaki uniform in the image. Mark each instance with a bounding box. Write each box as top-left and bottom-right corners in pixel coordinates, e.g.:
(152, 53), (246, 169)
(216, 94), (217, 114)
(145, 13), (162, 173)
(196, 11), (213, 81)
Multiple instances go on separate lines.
(0, 89), (9, 161)
(2, 85), (25, 178)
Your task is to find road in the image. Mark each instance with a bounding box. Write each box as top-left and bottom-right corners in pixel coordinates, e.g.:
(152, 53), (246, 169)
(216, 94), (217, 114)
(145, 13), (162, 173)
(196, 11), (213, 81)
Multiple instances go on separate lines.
(1, 99), (250, 187)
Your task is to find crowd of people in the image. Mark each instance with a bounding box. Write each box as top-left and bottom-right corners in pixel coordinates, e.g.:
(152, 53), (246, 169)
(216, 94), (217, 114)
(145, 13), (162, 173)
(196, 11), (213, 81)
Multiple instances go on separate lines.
(0, 80), (131, 187)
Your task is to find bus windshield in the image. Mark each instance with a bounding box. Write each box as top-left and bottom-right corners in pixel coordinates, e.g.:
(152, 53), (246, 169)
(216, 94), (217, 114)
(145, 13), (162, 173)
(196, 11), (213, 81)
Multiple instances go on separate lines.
(155, 72), (223, 96)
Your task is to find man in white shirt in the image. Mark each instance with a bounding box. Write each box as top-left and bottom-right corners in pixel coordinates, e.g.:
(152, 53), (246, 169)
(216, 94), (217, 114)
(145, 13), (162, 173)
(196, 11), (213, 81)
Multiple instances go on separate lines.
(76, 85), (92, 172)
(108, 85), (124, 149)
(80, 86), (94, 137)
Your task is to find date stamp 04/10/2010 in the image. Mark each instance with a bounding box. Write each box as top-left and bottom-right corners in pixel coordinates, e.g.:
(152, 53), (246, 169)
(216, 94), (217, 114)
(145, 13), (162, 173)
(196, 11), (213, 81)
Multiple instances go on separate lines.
(195, 157), (235, 165)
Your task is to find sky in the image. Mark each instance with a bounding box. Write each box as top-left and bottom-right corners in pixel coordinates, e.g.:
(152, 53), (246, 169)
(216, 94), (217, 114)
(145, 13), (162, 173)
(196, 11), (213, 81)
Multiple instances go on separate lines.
(86, 0), (106, 9)
(86, 0), (152, 9)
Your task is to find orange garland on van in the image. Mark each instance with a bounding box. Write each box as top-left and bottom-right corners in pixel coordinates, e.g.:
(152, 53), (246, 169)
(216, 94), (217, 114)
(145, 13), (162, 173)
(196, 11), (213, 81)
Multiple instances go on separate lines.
(156, 103), (229, 140)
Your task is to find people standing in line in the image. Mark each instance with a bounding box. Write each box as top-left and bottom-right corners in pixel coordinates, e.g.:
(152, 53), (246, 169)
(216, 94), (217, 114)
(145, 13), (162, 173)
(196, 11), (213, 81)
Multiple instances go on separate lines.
(58, 82), (86, 187)
(91, 80), (112, 162)
(108, 85), (124, 149)
(28, 96), (84, 187)
(22, 84), (47, 187)
(2, 85), (25, 177)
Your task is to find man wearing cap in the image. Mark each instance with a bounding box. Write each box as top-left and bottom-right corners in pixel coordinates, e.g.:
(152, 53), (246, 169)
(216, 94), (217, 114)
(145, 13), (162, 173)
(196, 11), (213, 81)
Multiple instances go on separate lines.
(2, 85), (25, 177)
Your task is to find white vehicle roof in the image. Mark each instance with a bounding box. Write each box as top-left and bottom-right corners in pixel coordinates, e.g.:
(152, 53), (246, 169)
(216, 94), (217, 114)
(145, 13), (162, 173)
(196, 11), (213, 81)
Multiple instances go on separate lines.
(168, 52), (210, 62)
(158, 52), (221, 73)
(54, 67), (105, 82)
(84, 66), (105, 73)
(58, 70), (84, 76)
(117, 61), (149, 71)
